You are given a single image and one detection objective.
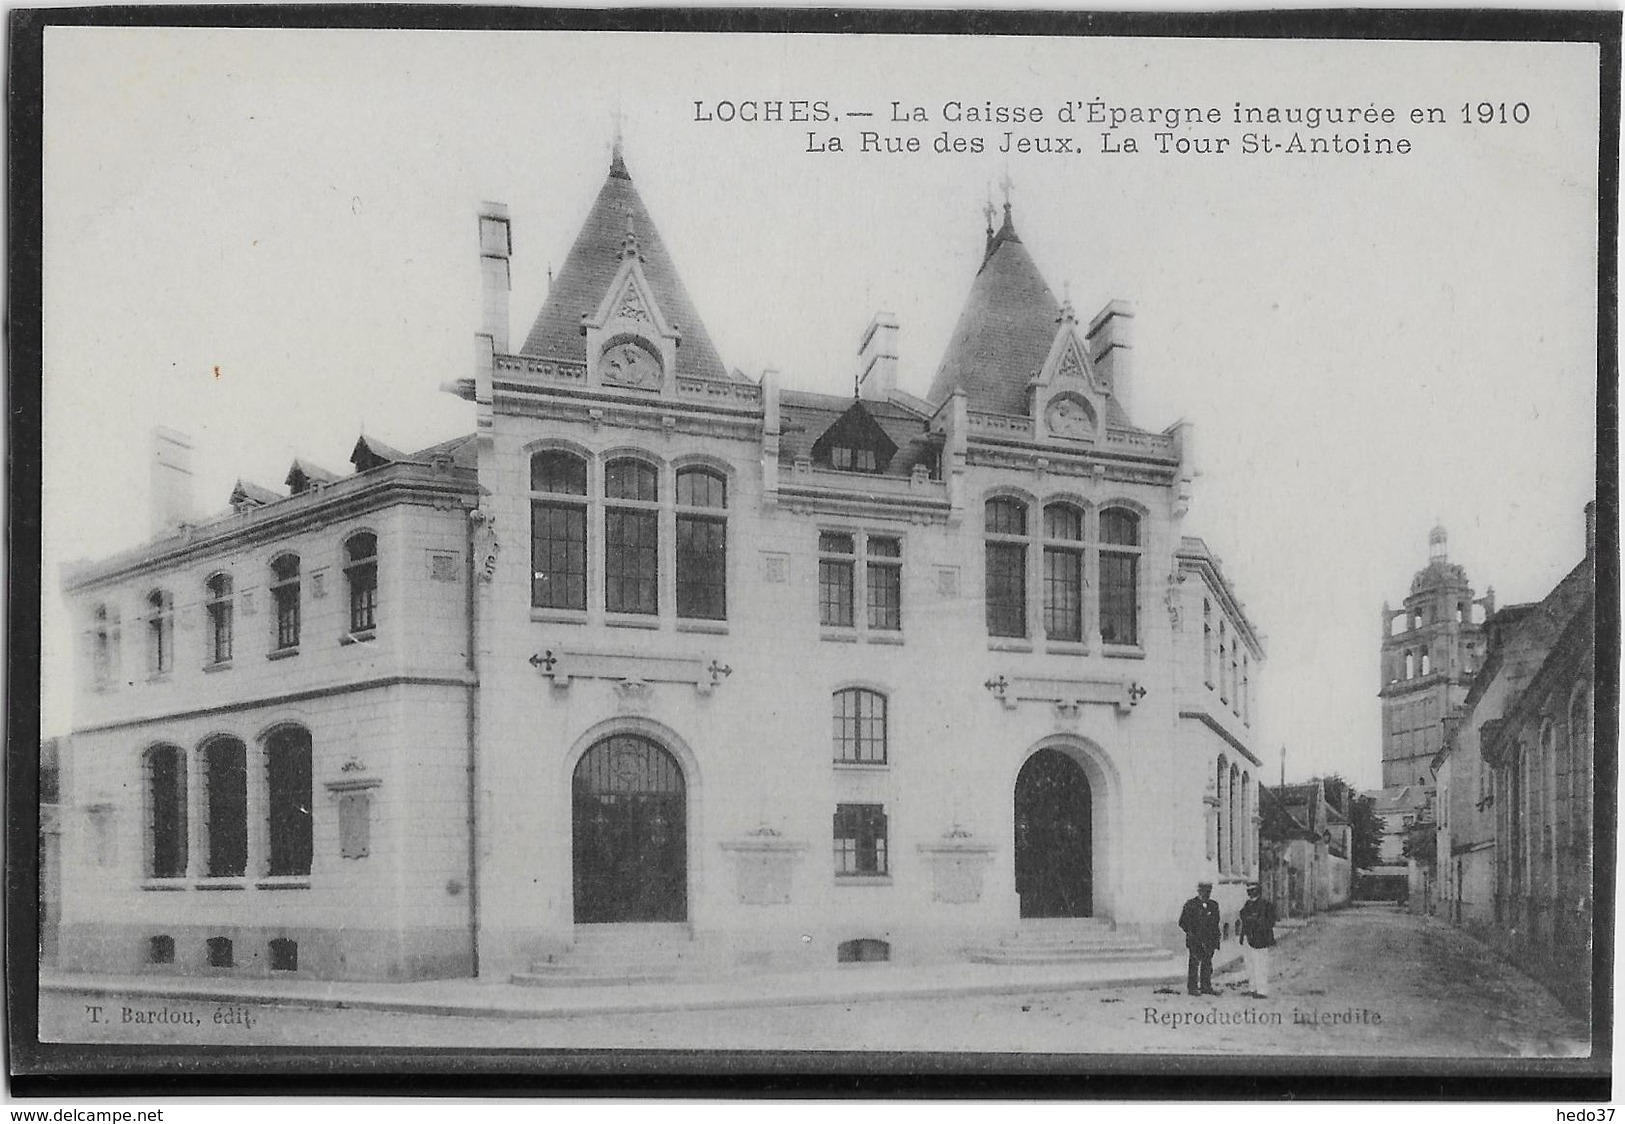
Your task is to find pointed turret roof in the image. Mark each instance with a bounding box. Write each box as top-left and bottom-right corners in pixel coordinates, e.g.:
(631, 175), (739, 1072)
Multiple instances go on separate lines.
(519, 151), (729, 382)
(927, 204), (1061, 415)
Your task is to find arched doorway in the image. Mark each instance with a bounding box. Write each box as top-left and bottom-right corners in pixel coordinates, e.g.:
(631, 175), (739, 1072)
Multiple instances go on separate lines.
(572, 733), (687, 923)
(1014, 747), (1093, 918)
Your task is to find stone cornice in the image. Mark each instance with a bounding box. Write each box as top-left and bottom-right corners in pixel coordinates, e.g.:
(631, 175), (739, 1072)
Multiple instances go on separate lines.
(1176, 545), (1264, 658)
(1179, 708), (1263, 768)
(62, 466), (479, 593)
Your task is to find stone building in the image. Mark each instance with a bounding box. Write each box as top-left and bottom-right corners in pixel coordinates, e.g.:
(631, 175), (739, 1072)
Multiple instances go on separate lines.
(1378, 526), (1491, 788)
(1264, 779), (1352, 915)
(54, 146), (1266, 981)
(1433, 504), (1595, 1010)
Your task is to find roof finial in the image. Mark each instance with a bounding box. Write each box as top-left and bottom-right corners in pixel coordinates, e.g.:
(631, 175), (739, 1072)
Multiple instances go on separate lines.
(1059, 279), (1075, 324)
(999, 166), (1015, 215)
(609, 99), (630, 179)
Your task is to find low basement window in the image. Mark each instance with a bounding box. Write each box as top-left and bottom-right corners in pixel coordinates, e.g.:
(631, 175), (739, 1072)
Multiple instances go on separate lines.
(206, 936), (234, 968)
(148, 935), (174, 965)
(837, 938), (891, 963)
(268, 938), (298, 972)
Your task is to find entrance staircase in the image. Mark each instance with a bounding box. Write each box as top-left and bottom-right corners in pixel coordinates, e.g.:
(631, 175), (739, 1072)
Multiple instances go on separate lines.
(510, 923), (703, 988)
(963, 918), (1177, 967)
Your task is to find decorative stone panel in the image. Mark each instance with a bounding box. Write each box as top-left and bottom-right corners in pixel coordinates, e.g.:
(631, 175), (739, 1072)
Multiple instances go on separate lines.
(917, 828), (997, 904)
(719, 828), (808, 905)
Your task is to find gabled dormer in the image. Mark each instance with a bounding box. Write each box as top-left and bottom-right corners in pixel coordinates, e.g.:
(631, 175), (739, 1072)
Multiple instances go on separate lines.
(1028, 296), (1109, 446)
(811, 399), (899, 474)
(228, 479), (282, 512)
(351, 435), (407, 473)
(579, 222), (683, 394)
(285, 459), (338, 496)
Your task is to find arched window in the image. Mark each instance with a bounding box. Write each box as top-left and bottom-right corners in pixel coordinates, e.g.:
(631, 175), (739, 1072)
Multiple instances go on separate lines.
(1216, 756), (1230, 875)
(271, 554), (301, 651)
(985, 498), (1029, 638)
(1240, 772), (1252, 874)
(1569, 687), (1591, 853)
(265, 727), (313, 877)
(1203, 600), (1214, 686)
(605, 458), (659, 615)
(1218, 621), (1229, 703)
(1098, 508), (1140, 646)
(345, 532), (378, 634)
(676, 467), (727, 621)
(833, 688), (887, 764)
(1421, 649), (1432, 676)
(205, 573), (233, 665)
(1404, 650), (1415, 680)
(1229, 763), (1242, 874)
(201, 737), (247, 878)
(146, 589), (174, 675)
(1229, 636), (1240, 714)
(1242, 654), (1251, 724)
(90, 603), (115, 686)
(531, 451), (588, 611)
(1042, 503), (1085, 642)
(144, 744), (187, 879)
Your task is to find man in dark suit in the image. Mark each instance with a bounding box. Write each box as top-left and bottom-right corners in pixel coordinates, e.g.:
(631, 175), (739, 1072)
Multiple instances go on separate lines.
(1178, 880), (1223, 995)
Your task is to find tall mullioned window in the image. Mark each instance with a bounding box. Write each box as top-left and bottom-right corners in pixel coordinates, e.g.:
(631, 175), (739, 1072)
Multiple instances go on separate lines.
(1042, 503), (1085, 642)
(819, 532), (856, 627)
(202, 737), (248, 879)
(271, 554), (301, 651)
(530, 451), (588, 611)
(1098, 508), (1140, 646)
(206, 573), (233, 664)
(265, 727), (313, 878)
(985, 498), (1028, 638)
(604, 458), (659, 615)
(833, 688), (887, 764)
(144, 744), (187, 879)
(345, 532), (378, 633)
(676, 467), (727, 620)
(146, 589), (174, 675)
(865, 537), (902, 631)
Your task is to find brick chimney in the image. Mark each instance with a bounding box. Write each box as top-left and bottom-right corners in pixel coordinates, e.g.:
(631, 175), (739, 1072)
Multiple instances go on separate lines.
(150, 427), (194, 538)
(478, 202), (511, 355)
(857, 313), (898, 403)
(1086, 300), (1134, 419)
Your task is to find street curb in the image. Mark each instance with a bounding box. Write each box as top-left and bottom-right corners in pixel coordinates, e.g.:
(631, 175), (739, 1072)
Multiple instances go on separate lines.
(42, 955), (1246, 1021)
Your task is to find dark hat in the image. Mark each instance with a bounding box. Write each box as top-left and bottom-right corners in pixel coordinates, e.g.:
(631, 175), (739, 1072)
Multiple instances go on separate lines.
(1247, 883), (1262, 894)
(1197, 880), (1214, 889)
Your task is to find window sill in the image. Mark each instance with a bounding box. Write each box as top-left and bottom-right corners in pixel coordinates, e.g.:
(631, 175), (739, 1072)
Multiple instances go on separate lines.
(340, 630), (377, 646)
(146, 672), (173, 684)
(834, 874), (894, 887)
(820, 628), (859, 643)
(1102, 643), (1146, 660)
(531, 608), (587, 625)
(195, 878), (247, 891)
(987, 637), (1033, 653)
(676, 619), (729, 634)
(1043, 640), (1090, 656)
(140, 879), (189, 892)
(865, 632), (904, 646)
(256, 876), (311, 891)
(834, 761), (889, 771)
(202, 660), (234, 673)
(606, 614), (660, 630)
(267, 647), (300, 662)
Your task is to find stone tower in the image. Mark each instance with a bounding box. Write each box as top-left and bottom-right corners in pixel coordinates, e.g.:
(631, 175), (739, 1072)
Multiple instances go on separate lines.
(1378, 525), (1491, 787)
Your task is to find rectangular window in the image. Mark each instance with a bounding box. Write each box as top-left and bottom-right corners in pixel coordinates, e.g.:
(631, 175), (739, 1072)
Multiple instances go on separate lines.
(274, 585), (300, 650)
(986, 542), (1026, 637)
(605, 508), (659, 614)
(676, 515), (727, 620)
(833, 804), (889, 876)
(819, 533), (855, 627)
(206, 936), (234, 969)
(1042, 548), (1083, 641)
(349, 567), (377, 632)
(208, 600), (232, 663)
(1100, 551), (1138, 645)
(866, 537), (901, 631)
(532, 501), (587, 610)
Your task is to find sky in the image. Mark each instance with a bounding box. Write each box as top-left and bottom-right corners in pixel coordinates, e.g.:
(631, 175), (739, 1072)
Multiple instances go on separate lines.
(39, 28), (1602, 789)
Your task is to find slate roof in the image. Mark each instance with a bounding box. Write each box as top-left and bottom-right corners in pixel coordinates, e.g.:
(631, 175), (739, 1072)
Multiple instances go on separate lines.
(518, 152), (731, 383)
(229, 480), (283, 507)
(926, 206), (1061, 416)
(778, 390), (940, 477)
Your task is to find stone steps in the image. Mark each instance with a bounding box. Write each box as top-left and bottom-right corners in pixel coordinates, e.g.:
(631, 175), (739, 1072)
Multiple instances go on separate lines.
(963, 920), (1176, 967)
(510, 923), (701, 988)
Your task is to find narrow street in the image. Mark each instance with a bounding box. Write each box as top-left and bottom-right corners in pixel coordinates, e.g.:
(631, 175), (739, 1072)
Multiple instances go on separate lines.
(41, 904), (1590, 1056)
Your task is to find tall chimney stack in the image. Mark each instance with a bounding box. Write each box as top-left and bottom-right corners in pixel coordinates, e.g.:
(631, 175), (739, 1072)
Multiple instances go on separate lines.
(478, 202), (512, 355)
(150, 427), (194, 538)
(857, 313), (899, 403)
(1086, 300), (1135, 420)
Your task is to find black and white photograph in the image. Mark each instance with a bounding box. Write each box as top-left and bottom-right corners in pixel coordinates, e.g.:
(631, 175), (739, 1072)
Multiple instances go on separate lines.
(14, 13), (1614, 1091)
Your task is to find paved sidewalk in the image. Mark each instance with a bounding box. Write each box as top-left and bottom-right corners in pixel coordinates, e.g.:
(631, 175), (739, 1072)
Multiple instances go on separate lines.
(41, 948), (1245, 1022)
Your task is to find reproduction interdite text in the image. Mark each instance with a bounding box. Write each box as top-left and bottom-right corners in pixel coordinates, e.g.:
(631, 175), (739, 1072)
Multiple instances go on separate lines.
(691, 98), (1535, 157)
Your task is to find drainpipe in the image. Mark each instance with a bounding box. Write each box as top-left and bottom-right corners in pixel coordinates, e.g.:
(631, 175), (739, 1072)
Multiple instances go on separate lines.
(464, 506), (481, 976)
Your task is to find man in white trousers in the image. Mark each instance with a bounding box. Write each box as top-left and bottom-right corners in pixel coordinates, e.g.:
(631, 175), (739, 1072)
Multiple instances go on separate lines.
(1238, 882), (1277, 998)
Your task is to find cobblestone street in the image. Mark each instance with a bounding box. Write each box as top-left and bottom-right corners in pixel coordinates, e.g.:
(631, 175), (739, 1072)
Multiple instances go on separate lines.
(41, 903), (1591, 1057)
